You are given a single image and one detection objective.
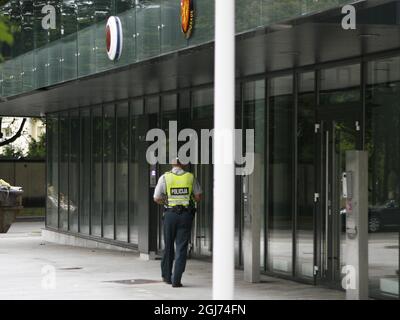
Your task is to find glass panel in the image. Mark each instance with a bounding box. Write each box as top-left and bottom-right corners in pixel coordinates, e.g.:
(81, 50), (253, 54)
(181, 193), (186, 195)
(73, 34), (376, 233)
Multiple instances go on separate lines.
(366, 57), (400, 299)
(62, 0), (78, 37)
(118, 9), (136, 66)
(91, 106), (102, 236)
(20, 0), (35, 54)
(296, 71), (315, 280)
(234, 84), (242, 266)
(261, 0), (302, 26)
(243, 80), (266, 270)
(48, 42), (62, 85)
(77, 27), (96, 77)
(116, 0), (133, 13)
(62, 33), (78, 82)
(80, 109), (90, 235)
(76, 0), (95, 30)
(188, 0), (214, 46)
(161, 0), (187, 54)
(59, 112), (69, 231)
(320, 64), (361, 107)
(236, 0), (261, 33)
(2, 60), (15, 96)
(161, 93), (177, 156)
(94, 0), (114, 23)
(36, 47), (49, 89)
(136, 0), (161, 60)
(22, 52), (35, 92)
(0, 65), (3, 96)
(46, 114), (59, 228)
(268, 75), (294, 275)
(103, 104), (115, 239)
(69, 111), (80, 233)
(116, 102), (129, 242)
(192, 88), (213, 120)
(192, 88), (214, 256)
(129, 99), (144, 244)
(178, 91), (191, 130)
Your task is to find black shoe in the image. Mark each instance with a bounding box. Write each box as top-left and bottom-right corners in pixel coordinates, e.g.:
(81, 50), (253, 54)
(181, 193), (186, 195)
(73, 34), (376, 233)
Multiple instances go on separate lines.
(172, 283), (183, 288)
(162, 278), (172, 284)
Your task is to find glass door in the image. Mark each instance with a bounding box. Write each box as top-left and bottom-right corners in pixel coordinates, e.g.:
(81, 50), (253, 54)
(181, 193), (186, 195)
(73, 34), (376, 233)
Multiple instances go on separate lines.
(317, 116), (361, 286)
(190, 88), (214, 258)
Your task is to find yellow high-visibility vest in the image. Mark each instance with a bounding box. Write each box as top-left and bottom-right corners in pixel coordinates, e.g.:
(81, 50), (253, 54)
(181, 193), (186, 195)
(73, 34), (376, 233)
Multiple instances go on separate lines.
(165, 171), (194, 207)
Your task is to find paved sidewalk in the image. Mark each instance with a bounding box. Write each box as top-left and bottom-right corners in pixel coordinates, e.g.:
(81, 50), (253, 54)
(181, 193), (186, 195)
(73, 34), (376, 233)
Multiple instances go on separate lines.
(0, 222), (345, 300)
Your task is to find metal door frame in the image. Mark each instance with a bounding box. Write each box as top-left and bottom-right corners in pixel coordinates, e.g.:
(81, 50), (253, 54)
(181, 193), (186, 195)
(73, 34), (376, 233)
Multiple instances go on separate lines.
(315, 109), (362, 287)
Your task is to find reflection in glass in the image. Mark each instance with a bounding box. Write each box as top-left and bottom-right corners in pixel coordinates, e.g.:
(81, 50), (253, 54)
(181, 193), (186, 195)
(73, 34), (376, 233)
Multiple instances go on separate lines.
(91, 106), (102, 236)
(129, 99), (144, 244)
(192, 88), (214, 256)
(296, 72), (315, 280)
(161, 0), (187, 53)
(59, 112), (69, 231)
(367, 57), (400, 299)
(116, 103), (129, 242)
(236, 0), (261, 33)
(320, 64), (361, 107)
(69, 110), (80, 233)
(136, 0), (161, 60)
(80, 109), (90, 235)
(268, 75), (293, 275)
(46, 114), (59, 228)
(103, 104), (115, 240)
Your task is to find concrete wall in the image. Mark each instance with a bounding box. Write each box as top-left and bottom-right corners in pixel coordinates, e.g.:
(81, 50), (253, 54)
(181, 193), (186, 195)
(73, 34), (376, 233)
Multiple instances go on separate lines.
(0, 160), (45, 207)
(42, 228), (136, 253)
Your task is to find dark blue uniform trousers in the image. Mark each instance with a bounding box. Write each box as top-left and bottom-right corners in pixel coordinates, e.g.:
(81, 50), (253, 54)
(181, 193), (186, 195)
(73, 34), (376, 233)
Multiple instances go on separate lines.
(161, 208), (194, 285)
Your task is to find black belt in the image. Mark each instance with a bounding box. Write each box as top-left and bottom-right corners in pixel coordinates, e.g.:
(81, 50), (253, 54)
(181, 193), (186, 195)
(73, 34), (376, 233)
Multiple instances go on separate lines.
(166, 205), (190, 214)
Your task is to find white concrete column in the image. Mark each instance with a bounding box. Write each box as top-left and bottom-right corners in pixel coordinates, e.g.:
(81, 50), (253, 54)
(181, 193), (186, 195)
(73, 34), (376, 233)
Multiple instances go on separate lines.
(213, 0), (235, 300)
(345, 150), (369, 300)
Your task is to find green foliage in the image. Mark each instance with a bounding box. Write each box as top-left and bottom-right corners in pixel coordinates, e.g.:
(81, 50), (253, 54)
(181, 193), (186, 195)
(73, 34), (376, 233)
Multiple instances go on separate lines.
(0, 144), (23, 159)
(0, 16), (13, 45)
(0, 15), (13, 61)
(26, 132), (46, 159)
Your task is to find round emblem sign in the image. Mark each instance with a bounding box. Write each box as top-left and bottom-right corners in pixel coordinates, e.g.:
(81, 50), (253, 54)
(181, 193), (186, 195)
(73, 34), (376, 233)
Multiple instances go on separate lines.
(106, 16), (123, 61)
(181, 0), (194, 39)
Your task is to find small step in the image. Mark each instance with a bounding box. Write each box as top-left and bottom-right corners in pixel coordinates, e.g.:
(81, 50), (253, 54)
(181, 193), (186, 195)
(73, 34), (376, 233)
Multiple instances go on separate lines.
(380, 276), (399, 296)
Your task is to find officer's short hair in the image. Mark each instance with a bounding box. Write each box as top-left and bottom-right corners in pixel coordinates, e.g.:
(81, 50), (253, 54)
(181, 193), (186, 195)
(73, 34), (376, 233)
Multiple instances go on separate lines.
(171, 157), (182, 166)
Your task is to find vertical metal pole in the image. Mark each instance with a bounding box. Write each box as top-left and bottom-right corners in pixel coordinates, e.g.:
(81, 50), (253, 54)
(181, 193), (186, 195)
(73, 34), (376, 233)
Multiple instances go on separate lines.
(213, 0), (235, 300)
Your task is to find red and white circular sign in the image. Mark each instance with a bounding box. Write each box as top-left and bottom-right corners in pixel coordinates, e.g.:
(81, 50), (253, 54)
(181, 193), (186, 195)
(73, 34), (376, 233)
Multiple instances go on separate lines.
(106, 16), (123, 61)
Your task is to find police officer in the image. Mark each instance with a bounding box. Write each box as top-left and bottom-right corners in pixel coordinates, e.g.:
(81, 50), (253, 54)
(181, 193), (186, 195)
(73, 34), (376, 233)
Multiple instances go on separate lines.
(153, 158), (202, 287)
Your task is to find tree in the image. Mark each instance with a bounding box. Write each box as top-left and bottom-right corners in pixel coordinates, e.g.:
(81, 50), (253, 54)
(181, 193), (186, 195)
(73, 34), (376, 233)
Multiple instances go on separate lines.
(0, 144), (23, 159)
(0, 2), (13, 62)
(26, 131), (46, 159)
(0, 118), (27, 147)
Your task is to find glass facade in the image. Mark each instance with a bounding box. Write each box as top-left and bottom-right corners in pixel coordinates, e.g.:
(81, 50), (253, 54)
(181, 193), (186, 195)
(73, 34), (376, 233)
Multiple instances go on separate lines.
(45, 55), (400, 299)
(268, 75), (294, 275)
(0, 0), (354, 98)
(366, 57), (400, 299)
(296, 71), (316, 280)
